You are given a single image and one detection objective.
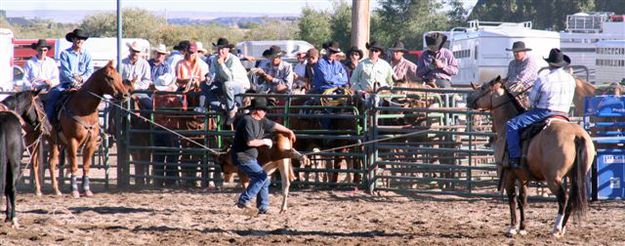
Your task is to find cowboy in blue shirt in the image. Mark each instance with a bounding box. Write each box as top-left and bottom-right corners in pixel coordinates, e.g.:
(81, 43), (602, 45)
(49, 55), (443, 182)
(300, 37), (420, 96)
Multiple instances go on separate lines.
(45, 29), (94, 122)
(310, 41), (348, 94)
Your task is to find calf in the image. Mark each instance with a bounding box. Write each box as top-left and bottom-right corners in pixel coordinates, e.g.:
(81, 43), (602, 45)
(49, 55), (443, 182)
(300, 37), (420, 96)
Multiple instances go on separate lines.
(217, 132), (310, 213)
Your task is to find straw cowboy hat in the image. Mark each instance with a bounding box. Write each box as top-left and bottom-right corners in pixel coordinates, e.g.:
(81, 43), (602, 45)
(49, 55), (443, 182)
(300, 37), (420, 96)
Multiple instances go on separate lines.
(506, 41), (532, 52)
(152, 44), (170, 55)
(153, 73), (177, 92)
(196, 41), (208, 54)
(65, 29), (89, 42)
(126, 41), (144, 54)
(425, 32), (447, 51)
(212, 37), (235, 49)
(544, 48), (571, 68)
(389, 41), (408, 52)
(30, 39), (52, 50)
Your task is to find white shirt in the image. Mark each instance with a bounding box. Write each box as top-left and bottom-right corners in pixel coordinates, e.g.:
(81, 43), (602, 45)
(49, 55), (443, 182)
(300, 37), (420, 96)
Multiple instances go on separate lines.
(528, 67), (576, 113)
(120, 57), (152, 90)
(23, 56), (60, 89)
(166, 51), (184, 76)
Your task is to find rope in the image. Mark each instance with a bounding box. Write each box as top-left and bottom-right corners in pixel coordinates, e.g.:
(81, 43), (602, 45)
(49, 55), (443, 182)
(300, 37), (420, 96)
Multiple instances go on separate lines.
(302, 129), (431, 156)
(88, 92), (225, 156)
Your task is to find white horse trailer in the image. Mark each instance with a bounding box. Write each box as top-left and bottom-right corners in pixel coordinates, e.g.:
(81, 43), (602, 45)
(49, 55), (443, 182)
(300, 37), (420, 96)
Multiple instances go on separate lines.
(560, 12), (625, 83)
(236, 40), (314, 59)
(0, 28), (14, 98)
(424, 20), (559, 85)
(595, 40), (625, 84)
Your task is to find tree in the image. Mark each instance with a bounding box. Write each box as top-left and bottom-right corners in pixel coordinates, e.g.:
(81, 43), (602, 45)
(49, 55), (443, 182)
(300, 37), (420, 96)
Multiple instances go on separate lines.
(376, 0), (449, 49)
(244, 20), (298, 41)
(80, 8), (166, 42)
(446, 0), (468, 27)
(297, 7), (332, 48)
(329, 1), (352, 51)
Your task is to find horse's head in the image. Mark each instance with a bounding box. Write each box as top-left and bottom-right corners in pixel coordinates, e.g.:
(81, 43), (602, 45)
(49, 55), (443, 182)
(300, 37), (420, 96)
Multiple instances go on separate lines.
(466, 75), (503, 110)
(5, 89), (52, 136)
(97, 60), (132, 101)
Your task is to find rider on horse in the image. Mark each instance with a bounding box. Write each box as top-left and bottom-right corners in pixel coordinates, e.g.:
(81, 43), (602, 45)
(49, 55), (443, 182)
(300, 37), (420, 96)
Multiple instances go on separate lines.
(503, 41), (540, 111)
(506, 48), (576, 169)
(45, 28), (94, 122)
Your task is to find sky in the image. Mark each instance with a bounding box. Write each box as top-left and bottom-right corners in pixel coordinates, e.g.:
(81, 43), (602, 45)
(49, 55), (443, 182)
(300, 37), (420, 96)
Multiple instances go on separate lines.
(1, 0), (478, 15)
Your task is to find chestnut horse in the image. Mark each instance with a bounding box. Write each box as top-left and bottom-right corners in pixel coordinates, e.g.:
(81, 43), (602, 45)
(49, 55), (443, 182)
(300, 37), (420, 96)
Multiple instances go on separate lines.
(467, 76), (595, 238)
(48, 61), (132, 198)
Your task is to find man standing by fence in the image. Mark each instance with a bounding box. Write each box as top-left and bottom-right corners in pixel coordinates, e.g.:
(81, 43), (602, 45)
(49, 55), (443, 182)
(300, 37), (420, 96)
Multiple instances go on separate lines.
(233, 97), (296, 214)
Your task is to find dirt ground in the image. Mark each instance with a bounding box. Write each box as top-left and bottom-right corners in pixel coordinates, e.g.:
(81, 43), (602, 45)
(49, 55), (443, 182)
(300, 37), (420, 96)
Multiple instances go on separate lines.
(1, 188), (624, 246)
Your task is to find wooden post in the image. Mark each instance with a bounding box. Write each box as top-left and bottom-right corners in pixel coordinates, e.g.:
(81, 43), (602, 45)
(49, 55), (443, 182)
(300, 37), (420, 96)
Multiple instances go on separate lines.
(351, 0), (371, 56)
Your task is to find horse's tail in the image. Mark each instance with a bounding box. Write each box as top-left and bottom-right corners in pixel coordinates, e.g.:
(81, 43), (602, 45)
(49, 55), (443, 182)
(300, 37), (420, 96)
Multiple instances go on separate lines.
(570, 136), (592, 218)
(0, 128), (7, 195)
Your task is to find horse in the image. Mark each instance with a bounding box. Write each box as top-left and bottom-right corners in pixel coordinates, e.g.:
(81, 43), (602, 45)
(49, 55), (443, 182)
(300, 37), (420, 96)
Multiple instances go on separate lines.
(216, 132), (310, 213)
(48, 61), (132, 198)
(466, 76), (595, 238)
(1, 90), (51, 196)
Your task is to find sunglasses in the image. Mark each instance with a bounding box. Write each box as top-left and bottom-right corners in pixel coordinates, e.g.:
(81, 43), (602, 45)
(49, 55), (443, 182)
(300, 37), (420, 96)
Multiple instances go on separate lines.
(371, 49), (381, 53)
(38, 48), (48, 52)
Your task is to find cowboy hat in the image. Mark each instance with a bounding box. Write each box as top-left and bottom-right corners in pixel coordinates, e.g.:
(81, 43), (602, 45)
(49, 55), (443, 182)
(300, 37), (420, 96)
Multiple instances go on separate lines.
(152, 44), (170, 55)
(196, 41), (208, 54)
(425, 32), (447, 51)
(126, 41), (144, 53)
(173, 40), (191, 51)
(389, 41), (408, 52)
(153, 73), (177, 92)
(345, 46), (363, 58)
(506, 41), (532, 52)
(247, 97), (270, 111)
(65, 29), (89, 42)
(212, 37), (235, 49)
(544, 48), (570, 67)
(30, 39), (52, 50)
(365, 40), (385, 52)
(265, 46), (286, 58)
(322, 41), (341, 53)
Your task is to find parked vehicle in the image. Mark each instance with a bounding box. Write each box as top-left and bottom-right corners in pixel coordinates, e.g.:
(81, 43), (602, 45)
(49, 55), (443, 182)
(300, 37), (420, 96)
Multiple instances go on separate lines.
(0, 28), (14, 98)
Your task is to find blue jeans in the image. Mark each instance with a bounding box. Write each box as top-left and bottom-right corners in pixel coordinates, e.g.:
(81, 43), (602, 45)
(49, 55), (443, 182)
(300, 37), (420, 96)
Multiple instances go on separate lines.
(45, 84), (69, 121)
(233, 155), (270, 210)
(506, 108), (558, 159)
(205, 82), (245, 111)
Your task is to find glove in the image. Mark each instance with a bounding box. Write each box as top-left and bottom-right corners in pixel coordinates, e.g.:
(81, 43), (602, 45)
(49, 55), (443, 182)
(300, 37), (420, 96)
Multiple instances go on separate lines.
(261, 138), (273, 148)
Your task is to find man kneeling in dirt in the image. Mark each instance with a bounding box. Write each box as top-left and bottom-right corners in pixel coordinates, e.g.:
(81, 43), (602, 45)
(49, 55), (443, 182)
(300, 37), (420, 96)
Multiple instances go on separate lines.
(233, 97), (296, 214)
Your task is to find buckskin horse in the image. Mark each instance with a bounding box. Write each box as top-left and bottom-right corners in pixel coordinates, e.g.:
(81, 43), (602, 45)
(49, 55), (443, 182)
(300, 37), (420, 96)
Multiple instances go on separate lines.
(1, 90), (51, 196)
(0, 90), (50, 228)
(467, 76), (595, 238)
(48, 61), (132, 198)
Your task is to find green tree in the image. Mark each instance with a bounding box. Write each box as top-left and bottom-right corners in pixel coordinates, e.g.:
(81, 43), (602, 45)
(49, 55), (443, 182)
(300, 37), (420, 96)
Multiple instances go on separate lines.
(244, 20), (298, 41)
(446, 0), (468, 27)
(79, 8), (166, 42)
(376, 0), (449, 49)
(329, 1), (352, 51)
(297, 7), (332, 48)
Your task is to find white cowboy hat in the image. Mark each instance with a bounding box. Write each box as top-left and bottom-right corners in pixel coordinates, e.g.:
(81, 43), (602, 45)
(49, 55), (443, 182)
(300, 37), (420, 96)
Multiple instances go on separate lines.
(196, 41), (208, 54)
(154, 73), (177, 92)
(126, 41), (144, 54)
(152, 44), (170, 55)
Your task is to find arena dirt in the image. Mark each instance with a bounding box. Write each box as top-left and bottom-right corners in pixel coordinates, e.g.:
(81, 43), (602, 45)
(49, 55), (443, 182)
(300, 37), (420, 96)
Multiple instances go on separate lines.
(1, 188), (624, 245)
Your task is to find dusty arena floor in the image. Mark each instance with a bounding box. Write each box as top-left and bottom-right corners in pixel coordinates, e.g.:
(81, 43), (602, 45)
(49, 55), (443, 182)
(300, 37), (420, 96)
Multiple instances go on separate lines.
(1, 188), (624, 245)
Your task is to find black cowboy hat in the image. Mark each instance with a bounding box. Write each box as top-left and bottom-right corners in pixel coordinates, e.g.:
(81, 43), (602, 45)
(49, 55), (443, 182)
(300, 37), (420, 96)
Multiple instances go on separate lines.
(247, 97), (270, 111)
(544, 48), (571, 67)
(506, 41), (532, 52)
(365, 40), (385, 52)
(65, 29), (89, 42)
(212, 37), (235, 49)
(322, 41), (341, 53)
(265, 46), (286, 58)
(425, 32), (447, 51)
(389, 40), (408, 52)
(345, 46), (363, 58)
(30, 39), (52, 50)
(173, 40), (191, 51)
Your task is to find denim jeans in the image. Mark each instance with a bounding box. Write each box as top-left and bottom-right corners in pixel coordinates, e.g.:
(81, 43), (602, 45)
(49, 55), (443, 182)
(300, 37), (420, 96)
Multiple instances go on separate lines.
(506, 108), (558, 159)
(44, 84), (69, 121)
(233, 154), (270, 210)
(204, 82), (245, 111)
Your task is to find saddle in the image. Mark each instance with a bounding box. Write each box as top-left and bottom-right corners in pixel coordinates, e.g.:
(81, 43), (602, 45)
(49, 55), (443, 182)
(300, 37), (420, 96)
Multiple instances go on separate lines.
(518, 114), (570, 166)
(52, 90), (77, 126)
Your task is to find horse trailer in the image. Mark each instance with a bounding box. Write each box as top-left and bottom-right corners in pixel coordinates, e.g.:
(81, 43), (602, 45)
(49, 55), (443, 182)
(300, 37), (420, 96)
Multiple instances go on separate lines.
(424, 20), (559, 85)
(595, 40), (625, 84)
(0, 28), (14, 97)
(235, 40), (314, 60)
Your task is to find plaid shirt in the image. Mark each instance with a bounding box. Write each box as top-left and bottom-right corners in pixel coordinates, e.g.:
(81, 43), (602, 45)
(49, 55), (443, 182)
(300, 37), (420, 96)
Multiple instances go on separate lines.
(529, 67), (576, 113)
(504, 56), (540, 110)
(415, 48), (458, 82)
(391, 57), (419, 83)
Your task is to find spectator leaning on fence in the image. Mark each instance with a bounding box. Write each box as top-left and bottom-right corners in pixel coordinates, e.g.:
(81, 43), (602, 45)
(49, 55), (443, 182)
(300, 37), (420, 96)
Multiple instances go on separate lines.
(350, 41), (394, 94)
(390, 40), (419, 84)
(343, 46), (363, 80)
(416, 32), (458, 88)
(304, 48), (319, 91)
(256, 46), (294, 94)
(45, 28), (94, 121)
(121, 41), (153, 110)
(311, 41), (348, 94)
(504, 41), (540, 111)
(210, 37), (251, 124)
(149, 44), (171, 82)
(22, 39), (59, 91)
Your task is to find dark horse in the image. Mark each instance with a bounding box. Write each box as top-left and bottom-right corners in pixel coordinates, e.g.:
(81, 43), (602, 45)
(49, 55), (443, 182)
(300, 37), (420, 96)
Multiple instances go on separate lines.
(467, 76), (595, 238)
(0, 90), (51, 228)
(48, 61), (132, 198)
